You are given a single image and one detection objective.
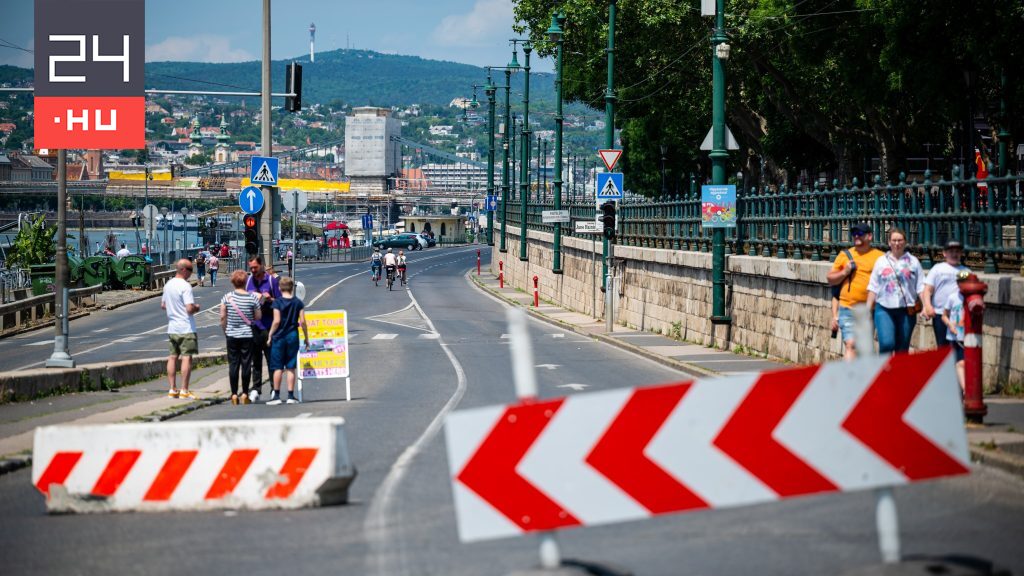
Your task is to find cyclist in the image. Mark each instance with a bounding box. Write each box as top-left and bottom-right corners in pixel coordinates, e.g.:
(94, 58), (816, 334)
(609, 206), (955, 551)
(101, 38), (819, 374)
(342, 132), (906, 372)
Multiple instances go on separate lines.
(383, 248), (398, 286)
(396, 250), (408, 285)
(370, 246), (383, 283)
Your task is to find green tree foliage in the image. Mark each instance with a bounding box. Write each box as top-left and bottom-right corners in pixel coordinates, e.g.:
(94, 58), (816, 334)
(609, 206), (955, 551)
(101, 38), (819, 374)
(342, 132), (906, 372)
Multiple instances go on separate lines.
(513, 0), (1023, 192)
(7, 215), (57, 267)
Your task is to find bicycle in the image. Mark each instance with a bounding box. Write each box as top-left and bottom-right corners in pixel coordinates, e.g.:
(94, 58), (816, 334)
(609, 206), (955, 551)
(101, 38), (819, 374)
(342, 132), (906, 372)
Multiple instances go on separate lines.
(371, 265), (381, 287)
(385, 265), (396, 291)
(398, 265), (407, 286)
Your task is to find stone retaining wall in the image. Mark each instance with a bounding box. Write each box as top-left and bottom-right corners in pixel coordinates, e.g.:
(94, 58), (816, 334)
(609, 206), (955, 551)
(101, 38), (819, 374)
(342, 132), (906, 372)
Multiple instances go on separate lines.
(492, 224), (1024, 392)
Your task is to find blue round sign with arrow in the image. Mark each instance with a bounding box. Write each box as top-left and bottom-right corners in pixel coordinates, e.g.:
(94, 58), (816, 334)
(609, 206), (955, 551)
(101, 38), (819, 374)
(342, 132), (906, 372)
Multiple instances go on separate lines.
(239, 186), (265, 215)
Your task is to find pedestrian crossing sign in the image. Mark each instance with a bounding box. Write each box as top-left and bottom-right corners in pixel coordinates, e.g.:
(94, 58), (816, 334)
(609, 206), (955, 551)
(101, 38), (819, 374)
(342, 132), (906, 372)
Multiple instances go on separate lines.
(249, 156), (279, 186)
(596, 172), (624, 200)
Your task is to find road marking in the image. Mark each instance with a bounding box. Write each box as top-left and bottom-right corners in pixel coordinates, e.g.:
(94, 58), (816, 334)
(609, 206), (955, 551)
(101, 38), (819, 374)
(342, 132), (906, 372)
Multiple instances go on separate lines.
(372, 334), (398, 340)
(26, 340), (53, 346)
(418, 333), (440, 339)
(501, 334), (510, 339)
(535, 363), (560, 370)
(296, 412), (312, 419)
(365, 258), (471, 576)
(558, 383), (589, 391)
(550, 333), (565, 338)
(92, 328), (110, 333)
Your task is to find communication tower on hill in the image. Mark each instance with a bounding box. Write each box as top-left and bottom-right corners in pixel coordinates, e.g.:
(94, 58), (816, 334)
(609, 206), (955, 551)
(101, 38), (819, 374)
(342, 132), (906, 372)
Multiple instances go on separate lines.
(309, 22), (316, 63)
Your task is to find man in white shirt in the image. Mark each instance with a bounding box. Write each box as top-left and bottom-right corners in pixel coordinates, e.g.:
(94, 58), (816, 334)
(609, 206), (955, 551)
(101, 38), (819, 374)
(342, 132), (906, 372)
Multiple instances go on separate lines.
(922, 240), (968, 348)
(161, 259), (200, 399)
(115, 243), (131, 260)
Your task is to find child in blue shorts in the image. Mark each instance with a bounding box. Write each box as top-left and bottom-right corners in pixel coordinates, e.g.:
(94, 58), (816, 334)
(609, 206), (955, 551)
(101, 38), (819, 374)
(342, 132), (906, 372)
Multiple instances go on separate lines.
(265, 276), (310, 405)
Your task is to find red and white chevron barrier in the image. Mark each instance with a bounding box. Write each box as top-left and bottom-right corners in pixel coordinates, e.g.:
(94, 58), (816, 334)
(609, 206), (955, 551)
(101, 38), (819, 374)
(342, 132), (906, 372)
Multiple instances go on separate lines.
(32, 417), (356, 513)
(445, 349), (969, 542)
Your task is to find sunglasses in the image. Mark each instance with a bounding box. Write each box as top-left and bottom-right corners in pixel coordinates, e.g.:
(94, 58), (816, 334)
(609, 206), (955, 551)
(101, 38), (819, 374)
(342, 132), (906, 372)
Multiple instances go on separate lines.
(851, 231), (866, 237)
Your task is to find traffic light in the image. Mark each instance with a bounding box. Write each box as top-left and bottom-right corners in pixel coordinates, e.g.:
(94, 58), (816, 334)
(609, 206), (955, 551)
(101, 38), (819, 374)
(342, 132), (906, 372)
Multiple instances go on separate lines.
(285, 62), (302, 112)
(244, 214), (260, 256)
(600, 201), (616, 240)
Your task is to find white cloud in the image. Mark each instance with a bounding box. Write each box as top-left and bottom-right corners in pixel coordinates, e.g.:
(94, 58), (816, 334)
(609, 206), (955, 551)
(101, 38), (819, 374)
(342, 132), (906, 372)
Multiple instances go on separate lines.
(146, 35), (256, 63)
(431, 0), (514, 48)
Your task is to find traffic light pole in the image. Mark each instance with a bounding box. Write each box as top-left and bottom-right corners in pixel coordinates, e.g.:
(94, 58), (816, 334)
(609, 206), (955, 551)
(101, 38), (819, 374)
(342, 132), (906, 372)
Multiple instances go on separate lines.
(602, 0), (616, 292)
(260, 0), (275, 262)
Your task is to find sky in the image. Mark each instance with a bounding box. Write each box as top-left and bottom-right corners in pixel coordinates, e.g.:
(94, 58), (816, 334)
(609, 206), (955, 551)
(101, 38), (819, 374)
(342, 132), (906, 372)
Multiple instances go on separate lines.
(0, 0), (553, 73)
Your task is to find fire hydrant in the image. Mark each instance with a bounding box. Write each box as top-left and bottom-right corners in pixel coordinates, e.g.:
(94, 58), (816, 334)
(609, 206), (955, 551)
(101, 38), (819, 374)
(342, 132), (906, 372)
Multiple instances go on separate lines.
(476, 249), (481, 276)
(499, 260), (504, 288)
(533, 275), (539, 307)
(960, 273), (988, 423)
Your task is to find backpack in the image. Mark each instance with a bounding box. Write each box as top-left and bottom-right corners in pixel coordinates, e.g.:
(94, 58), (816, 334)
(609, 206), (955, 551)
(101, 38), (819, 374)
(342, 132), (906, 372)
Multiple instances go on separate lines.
(196, 253), (207, 266)
(831, 249), (855, 299)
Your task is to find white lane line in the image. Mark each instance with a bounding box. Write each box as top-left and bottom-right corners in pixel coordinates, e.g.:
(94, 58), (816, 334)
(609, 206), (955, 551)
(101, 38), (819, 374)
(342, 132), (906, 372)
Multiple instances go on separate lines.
(551, 333), (565, 338)
(26, 340), (53, 346)
(500, 333), (510, 339)
(92, 328), (110, 333)
(372, 334), (398, 340)
(365, 268), (469, 576)
(418, 333), (439, 339)
(296, 412), (312, 419)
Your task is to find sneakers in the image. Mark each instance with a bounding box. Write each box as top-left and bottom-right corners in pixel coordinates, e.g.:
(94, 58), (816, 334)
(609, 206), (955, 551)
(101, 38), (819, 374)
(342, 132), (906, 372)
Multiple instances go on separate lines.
(179, 390), (197, 400)
(285, 397), (299, 404)
(167, 388), (179, 398)
(248, 389), (260, 403)
(230, 394), (239, 405)
(266, 391), (282, 406)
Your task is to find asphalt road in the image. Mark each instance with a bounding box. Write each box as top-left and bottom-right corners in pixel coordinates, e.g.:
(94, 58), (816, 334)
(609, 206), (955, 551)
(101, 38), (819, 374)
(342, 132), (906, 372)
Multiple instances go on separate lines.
(1, 246), (1023, 575)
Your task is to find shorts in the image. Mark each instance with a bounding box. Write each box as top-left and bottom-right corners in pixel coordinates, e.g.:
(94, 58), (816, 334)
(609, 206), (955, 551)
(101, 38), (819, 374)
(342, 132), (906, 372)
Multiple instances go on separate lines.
(168, 333), (198, 356)
(950, 340), (965, 362)
(269, 331), (300, 371)
(837, 306), (856, 343)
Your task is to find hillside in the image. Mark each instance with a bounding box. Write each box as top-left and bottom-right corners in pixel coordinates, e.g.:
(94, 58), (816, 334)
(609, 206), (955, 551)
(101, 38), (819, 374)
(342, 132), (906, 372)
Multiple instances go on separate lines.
(0, 50), (556, 108)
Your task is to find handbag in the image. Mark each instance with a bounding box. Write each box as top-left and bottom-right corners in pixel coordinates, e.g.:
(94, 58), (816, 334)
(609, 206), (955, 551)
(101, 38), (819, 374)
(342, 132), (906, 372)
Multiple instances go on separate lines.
(888, 253), (922, 315)
(227, 294), (253, 326)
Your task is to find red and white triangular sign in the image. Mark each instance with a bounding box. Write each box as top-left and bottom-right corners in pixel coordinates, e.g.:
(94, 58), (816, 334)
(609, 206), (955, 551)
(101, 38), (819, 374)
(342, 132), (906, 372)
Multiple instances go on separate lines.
(598, 149), (622, 172)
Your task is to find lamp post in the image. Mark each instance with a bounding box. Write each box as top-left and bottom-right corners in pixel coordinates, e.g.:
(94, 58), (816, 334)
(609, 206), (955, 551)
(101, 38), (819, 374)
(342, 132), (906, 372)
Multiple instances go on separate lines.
(499, 49), (519, 253)
(547, 11), (565, 273)
(515, 40), (532, 262)
(709, 0), (731, 325)
(485, 74), (497, 246)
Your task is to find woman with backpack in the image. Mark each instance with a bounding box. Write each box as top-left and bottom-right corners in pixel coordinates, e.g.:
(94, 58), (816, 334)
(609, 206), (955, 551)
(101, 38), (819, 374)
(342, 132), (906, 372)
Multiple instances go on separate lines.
(195, 250), (208, 287)
(219, 270), (262, 404)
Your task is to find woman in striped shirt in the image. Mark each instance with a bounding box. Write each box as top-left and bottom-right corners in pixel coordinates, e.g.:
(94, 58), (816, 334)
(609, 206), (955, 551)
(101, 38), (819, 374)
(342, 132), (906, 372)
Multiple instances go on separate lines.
(219, 270), (263, 404)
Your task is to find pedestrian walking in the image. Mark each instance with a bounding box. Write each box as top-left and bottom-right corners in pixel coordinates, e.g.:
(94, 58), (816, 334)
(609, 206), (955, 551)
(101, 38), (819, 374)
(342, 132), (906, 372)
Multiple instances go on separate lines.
(245, 255), (281, 403)
(208, 250), (220, 287)
(286, 248), (294, 276)
(265, 276), (309, 405)
(941, 271), (971, 394)
(195, 249), (208, 287)
(162, 259), (200, 399)
(826, 223), (883, 359)
(921, 240), (968, 348)
(866, 227), (925, 354)
(219, 270), (262, 405)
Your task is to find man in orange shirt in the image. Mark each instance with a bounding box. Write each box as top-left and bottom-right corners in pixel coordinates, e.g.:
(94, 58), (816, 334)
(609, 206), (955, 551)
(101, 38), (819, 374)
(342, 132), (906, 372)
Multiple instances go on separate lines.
(827, 223), (884, 359)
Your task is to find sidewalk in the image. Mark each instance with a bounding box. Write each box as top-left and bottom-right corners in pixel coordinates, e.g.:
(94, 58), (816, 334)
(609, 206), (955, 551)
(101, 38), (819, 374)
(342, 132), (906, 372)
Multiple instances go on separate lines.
(0, 363), (233, 474)
(470, 271), (1024, 481)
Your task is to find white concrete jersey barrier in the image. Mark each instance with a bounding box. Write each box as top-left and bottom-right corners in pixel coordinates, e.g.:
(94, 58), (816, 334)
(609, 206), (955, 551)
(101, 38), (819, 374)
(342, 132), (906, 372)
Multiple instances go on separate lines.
(32, 417), (356, 513)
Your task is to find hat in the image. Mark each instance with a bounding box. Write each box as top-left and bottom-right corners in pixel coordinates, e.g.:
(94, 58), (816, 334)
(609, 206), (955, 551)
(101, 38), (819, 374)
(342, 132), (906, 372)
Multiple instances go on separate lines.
(944, 240), (963, 250)
(850, 223), (872, 235)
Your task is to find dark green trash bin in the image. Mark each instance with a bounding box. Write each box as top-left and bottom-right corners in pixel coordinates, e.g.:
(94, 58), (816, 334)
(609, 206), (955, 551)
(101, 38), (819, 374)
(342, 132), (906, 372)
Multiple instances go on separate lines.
(113, 255), (150, 288)
(67, 254), (83, 286)
(30, 264), (56, 296)
(82, 256), (112, 288)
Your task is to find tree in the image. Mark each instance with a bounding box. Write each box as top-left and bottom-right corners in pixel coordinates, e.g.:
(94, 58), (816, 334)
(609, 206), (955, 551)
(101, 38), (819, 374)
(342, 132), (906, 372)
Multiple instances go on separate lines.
(6, 215), (57, 268)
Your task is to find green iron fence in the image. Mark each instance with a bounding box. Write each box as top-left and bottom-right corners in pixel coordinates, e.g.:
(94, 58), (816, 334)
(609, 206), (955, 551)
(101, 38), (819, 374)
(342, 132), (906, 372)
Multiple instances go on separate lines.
(502, 167), (1024, 272)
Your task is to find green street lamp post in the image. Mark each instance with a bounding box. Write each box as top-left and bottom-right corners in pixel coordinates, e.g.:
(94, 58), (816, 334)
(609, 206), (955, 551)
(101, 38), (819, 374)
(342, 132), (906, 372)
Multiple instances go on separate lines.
(603, 0), (617, 290)
(485, 76), (497, 246)
(498, 49), (519, 253)
(547, 11), (566, 273)
(516, 40), (532, 262)
(709, 0), (731, 324)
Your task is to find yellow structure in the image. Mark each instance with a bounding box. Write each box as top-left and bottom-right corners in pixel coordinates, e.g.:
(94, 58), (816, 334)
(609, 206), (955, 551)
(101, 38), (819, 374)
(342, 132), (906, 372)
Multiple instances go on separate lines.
(108, 169), (173, 181)
(241, 177), (350, 193)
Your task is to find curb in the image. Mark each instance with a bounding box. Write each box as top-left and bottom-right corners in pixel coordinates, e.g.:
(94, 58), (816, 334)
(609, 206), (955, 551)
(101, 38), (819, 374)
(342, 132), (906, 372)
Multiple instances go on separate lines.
(969, 445), (1024, 479)
(468, 272), (719, 379)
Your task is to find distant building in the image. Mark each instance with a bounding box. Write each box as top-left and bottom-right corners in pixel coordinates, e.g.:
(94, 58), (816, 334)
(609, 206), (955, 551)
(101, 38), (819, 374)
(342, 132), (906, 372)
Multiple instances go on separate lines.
(8, 153), (55, 181)
(345, 106), (401, 195)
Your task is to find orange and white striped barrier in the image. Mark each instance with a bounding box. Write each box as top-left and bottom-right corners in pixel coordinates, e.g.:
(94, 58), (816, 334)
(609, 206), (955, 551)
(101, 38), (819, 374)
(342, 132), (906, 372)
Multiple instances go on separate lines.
(32, 417), (356, 513)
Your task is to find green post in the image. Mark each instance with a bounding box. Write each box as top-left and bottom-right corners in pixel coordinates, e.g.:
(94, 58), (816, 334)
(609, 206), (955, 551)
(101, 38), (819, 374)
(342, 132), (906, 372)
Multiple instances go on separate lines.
(519, 42), (532, 262)
(500, 52), (518, 253)
(550, 12), (564, 274)
(602, 0), (616, 290)
(709, 0), (731, 325)
(485, 74), (497, 246)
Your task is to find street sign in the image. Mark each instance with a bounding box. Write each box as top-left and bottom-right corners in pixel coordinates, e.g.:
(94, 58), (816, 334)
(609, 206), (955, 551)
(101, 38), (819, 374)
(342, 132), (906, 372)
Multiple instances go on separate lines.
(574, 220), (604, 234)
(596, 172), (624, 200)
(361, 213), (373, 230)
(541, 210), (570, 223)
(701, 185), (737, 228)
(485, 195), (498, 212)
(282, 190), (308, 213)
(33, 0), (146, 149)
(239, 186), (264, 215)
(598, 149), (622, 172)
(700, 125), (740, 151)
(250, 156), (279, 186)
(142, 204), (158, 233)
(445, 349), (968, 542)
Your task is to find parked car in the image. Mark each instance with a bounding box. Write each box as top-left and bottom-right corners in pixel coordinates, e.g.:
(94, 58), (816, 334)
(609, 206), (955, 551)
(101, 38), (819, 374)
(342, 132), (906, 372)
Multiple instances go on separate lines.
(373, 233), (425, 251)
(417, 232), (437, 248)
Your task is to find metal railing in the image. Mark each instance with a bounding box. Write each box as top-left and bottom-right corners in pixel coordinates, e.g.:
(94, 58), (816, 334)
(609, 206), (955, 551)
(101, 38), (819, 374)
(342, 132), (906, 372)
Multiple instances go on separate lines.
(503, 169), (1024, 272)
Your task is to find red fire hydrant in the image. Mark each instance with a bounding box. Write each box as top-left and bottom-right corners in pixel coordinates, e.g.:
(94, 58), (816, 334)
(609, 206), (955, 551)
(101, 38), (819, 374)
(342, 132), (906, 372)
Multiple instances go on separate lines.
(533, 275), (539, 307)
(476, 249), (481, 276)
(960, 273), (988, 423)
(499, 260), (504, 289)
